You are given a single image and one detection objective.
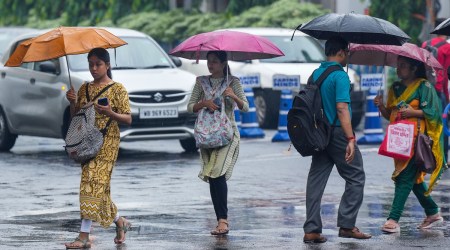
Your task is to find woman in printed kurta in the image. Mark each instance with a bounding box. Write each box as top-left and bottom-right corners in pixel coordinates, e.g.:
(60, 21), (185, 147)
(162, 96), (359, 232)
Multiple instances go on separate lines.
(65, 48), (132, 249)
(375, 56), (445, 233)
(188, 51), (249, 235)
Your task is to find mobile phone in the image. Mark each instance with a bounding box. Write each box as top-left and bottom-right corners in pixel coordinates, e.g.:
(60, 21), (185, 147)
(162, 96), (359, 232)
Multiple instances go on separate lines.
(213, 97), (222, 111)
(396, 100), (406, 109)
(98, 97), (108, 106)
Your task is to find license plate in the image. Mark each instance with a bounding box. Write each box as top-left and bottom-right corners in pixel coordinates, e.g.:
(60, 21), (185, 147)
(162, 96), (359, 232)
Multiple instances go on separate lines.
(139, 108), (178, 119)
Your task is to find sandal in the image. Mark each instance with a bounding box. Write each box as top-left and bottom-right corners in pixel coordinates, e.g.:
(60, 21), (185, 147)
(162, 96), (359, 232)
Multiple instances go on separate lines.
(65, 237), (91, 249)
(114, 217), (132, 244)
(381, 219), (400, 233)
(211, 220), (229, 235)
(417, 214), (444, 229)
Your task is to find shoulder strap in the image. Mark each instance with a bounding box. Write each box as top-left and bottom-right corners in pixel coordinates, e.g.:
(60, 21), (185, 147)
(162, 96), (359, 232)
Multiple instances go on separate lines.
(314, 65), (343, 89)
(85, 82), (116, 136)
(434, 40), (447, 49)
(86, 82), (116, 102)
(313, 65), (343, 127)
(85, 83), (89, 101)
(100, 118), (113, 136)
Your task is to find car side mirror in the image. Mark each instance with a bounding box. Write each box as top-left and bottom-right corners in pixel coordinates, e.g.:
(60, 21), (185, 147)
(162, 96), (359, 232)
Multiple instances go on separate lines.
(170, 56), (182, 67)
(39, 61), (59, 75)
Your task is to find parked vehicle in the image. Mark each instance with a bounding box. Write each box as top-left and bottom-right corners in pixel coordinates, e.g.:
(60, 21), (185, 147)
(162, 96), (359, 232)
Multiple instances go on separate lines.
(179, 27), (364, 129)
(0, 28), (198, 152)
(0, 27), (38, 58)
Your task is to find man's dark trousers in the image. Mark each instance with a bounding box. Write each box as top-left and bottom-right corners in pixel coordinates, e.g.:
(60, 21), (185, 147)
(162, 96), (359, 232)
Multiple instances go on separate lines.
(303, 127), (365, 233)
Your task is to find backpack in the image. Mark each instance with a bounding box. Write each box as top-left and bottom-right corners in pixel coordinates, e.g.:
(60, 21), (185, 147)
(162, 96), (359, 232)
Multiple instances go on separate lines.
(64, 82), (115, 164)
(287, 65), (342, 156)
(424, 40), (446, 84)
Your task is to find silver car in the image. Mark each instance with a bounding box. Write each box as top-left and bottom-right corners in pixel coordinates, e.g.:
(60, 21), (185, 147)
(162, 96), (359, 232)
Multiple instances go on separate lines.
(0, 27), (198, 152)
(0, 27), (37, 58)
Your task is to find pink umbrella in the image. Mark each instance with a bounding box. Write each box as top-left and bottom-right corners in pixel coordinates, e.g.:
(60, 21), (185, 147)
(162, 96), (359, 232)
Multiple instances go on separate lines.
(169, 30), (284, 61)
(349, 43), (443, 70)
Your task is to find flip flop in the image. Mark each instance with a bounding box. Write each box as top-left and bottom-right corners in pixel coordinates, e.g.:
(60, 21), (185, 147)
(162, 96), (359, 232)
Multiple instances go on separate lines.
(381, 220), (400, 233)
(417, 216), (444, 229)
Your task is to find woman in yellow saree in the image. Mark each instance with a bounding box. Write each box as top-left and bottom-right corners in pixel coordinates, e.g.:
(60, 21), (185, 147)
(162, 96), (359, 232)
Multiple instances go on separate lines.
(374, 56), (446, 233)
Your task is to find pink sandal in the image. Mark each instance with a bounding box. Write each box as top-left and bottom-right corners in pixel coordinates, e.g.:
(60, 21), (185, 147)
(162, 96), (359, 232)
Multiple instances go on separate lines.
(417, 214), (444, 229)
(381, 219), (400, 233)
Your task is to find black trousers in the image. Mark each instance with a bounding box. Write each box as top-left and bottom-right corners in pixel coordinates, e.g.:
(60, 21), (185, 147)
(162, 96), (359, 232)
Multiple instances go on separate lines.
(209, 175), (228, 221)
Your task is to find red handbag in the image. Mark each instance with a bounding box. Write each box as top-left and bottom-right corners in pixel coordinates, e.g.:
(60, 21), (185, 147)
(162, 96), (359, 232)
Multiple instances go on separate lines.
(378, 117), (417, 160)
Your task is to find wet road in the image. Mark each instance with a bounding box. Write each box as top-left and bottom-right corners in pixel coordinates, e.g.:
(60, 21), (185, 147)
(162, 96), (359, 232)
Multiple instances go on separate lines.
(1, 131), (450, 249)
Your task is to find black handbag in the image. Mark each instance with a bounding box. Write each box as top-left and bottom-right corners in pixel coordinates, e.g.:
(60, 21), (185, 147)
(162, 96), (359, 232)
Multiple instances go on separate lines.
(415, 119), (436, 174)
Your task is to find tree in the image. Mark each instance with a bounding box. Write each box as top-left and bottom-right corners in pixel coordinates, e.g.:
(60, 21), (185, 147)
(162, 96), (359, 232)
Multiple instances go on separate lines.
(226, 0), (278, 15)
(369, 0), (426, 44)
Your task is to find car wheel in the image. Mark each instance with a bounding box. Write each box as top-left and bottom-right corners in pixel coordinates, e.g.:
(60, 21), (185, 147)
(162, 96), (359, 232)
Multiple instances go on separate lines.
(180, 138), (198, 153)
(350, 91), (366, 129)
(253, 89), (280, 129)
(253, 91), (267, 127)
(351, 112), (364, 130)
(0, 109), (17, 151)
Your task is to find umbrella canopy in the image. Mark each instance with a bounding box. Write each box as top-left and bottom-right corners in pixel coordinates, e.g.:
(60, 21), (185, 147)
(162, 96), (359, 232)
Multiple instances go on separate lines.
(431, 18), (450, 35)
(5, 26), (127, 67)
(349, 43), (443, 70)
(297, 13), (410, 45)
(169, 30), (284, 61)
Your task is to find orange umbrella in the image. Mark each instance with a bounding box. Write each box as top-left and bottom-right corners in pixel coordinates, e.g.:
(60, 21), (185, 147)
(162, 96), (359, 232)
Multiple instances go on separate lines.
(6, 26), (127, 66)
(5, 26), (127, 86)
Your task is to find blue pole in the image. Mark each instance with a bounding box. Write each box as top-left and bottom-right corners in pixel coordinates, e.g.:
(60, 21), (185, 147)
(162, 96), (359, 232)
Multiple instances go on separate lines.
(357, 88), (384, 144)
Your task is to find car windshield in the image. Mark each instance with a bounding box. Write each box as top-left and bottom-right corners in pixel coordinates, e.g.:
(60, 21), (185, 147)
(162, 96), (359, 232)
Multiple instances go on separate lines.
(67, 37), (173, 71)
(260, 36), (325, 63)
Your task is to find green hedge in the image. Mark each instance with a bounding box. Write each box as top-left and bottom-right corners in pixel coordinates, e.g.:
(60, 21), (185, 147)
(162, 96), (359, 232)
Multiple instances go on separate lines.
(19, 0), (327, 47)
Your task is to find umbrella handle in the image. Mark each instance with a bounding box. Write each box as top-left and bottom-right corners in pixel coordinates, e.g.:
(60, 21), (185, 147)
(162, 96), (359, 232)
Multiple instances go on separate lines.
(195, 44), (202, 64)
(65, 56), (72, 89)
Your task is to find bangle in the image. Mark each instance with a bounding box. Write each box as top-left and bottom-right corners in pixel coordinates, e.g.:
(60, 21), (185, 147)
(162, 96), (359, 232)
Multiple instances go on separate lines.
(347, 136), (355, 142)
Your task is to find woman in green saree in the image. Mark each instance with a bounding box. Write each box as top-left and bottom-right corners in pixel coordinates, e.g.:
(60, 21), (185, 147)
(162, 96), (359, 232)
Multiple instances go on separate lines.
(374, 56), (446, 233)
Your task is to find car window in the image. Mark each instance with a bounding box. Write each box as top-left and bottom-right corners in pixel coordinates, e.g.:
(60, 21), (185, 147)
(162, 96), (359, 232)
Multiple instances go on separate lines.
(33, 59), (60, 74)
(260, 36), (325, 63)
(67, 36), (173, 71)
(20, 62), (32, 69)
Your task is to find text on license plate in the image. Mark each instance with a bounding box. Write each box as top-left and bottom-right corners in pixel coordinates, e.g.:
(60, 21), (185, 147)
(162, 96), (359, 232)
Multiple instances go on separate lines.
(139, 108), (178, 119)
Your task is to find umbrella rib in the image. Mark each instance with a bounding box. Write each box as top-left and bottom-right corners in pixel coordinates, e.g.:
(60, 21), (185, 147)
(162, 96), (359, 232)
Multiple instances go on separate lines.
(93, 29), (113, 48)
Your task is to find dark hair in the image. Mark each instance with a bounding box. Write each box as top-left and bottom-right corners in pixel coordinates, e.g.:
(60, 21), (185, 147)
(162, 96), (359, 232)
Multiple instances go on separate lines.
(88, 48), (112, 79)
(398, 56), (427, 79)
(325, 36), (349, 57)
(206, 51), (232, 76)
(435, 17), (447, 28)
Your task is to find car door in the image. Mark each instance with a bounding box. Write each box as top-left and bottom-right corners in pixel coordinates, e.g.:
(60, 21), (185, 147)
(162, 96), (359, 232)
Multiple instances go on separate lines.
(0, 60), (35, 134)
(19, 59), (66, 137)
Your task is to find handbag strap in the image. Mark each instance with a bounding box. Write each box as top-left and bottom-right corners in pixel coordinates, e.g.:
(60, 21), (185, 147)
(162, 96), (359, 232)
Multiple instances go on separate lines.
(85, 82), (116, 136)
(200, 76), (228, 99)
(86, 82), (116, 102)
(417, 118), (428, 135)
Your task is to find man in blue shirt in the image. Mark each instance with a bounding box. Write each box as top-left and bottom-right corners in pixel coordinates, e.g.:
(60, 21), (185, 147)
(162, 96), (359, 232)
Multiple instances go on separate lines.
(303, 36), (371, 243)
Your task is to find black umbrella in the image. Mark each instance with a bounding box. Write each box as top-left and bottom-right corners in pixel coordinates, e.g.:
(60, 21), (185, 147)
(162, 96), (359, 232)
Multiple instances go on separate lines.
(431, 18), (450, 35)
(296, 13), (410, 45)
